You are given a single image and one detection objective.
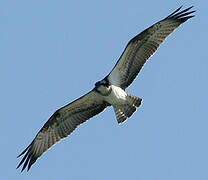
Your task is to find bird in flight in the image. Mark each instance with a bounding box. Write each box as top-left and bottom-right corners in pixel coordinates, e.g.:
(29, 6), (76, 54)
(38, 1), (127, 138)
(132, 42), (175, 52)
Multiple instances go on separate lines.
(17, 6), (195, 172)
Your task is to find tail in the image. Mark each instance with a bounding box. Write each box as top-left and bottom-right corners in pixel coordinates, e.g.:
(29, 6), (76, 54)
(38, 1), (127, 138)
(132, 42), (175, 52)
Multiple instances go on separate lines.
(114, 95), (142, 124)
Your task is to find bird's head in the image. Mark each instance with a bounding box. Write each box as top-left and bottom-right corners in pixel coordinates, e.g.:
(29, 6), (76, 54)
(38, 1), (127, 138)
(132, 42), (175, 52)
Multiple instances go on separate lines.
(94, 79), (111, 96)
(95, 79), (108, 87)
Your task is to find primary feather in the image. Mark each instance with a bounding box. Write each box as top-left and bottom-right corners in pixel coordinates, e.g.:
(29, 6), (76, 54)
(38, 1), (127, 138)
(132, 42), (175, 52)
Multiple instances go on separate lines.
(108, 6), (195, 89)
(17, 91), (109, 171)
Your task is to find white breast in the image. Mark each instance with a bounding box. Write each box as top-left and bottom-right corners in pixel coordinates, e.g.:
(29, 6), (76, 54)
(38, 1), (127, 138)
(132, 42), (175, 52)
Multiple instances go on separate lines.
(104, 85), (127, 106)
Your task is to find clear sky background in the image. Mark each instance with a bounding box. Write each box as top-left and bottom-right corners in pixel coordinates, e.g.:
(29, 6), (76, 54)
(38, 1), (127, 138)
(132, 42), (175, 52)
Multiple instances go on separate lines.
(1, 0), (207, 179)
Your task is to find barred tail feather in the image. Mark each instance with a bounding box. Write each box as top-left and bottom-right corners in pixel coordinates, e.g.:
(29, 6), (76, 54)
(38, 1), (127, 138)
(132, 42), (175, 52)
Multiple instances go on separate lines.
(114, 95), (142, 124)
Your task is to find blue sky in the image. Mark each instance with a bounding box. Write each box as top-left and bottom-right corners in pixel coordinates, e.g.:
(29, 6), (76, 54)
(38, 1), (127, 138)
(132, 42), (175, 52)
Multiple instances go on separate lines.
(1, 0), (207, 179)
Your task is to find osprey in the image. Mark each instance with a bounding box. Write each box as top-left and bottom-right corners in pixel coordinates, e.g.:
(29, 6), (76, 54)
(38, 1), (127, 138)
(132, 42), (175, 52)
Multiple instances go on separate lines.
(17, 6), (195, 171)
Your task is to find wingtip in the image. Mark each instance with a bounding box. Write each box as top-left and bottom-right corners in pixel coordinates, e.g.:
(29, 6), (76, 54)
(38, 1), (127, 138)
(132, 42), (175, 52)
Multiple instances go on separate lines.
(178, 5), (183, 11)
(21, 167), (25, 172)
(16, 163), (26, 172)
(178, 5), (194, 12)
(187, 5), (194, 10)
(166, 6), (182, 19)
(165, 5), (195, 20)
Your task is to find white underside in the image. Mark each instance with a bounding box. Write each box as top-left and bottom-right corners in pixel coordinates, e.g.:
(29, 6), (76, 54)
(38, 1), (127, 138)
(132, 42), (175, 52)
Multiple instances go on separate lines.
(104, 85), (127, 107)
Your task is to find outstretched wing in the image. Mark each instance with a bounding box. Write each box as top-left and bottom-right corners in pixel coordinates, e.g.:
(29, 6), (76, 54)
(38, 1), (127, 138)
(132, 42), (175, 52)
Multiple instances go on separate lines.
(17, 90), (109, 172)
(107, 6), (195, 89)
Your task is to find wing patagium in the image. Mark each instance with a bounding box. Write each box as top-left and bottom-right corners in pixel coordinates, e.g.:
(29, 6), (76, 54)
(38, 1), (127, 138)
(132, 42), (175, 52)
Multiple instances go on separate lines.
(17, 90), (109, 171)
(108, 6), (195, 89)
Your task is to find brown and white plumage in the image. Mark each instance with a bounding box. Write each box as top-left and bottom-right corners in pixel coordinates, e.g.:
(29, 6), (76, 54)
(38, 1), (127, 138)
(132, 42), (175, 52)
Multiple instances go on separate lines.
(17, 6), (195, 172)
(108, 6), (195, 89)
(17, 90), (109, 171)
